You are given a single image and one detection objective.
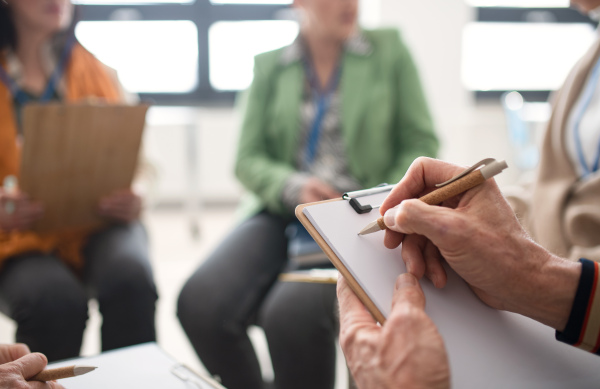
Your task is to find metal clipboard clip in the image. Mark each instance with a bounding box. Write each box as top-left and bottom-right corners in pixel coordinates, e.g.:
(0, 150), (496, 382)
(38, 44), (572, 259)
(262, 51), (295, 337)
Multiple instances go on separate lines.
(342, 183), (395, 214)
(171, 364), (226, 388)
(341, 158), (502, 214)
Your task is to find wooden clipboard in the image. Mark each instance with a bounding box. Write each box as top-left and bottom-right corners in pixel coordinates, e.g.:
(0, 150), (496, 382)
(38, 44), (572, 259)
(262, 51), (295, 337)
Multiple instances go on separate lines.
(296, 199), (387, 324)
(296, 195), (600, 387)
(20, 103), (149, 232)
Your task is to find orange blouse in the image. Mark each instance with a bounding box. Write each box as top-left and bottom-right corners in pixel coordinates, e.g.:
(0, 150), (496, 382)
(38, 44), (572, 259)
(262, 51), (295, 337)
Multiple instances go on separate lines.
(0, 43), (123, 270)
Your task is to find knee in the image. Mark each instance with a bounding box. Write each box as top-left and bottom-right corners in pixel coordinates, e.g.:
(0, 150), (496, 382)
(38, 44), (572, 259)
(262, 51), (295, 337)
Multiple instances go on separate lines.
(96, 254), (157, 304)
(177, 279), (233, 340)
(261, 284), (335, 342)
(13, 283), (88, 328)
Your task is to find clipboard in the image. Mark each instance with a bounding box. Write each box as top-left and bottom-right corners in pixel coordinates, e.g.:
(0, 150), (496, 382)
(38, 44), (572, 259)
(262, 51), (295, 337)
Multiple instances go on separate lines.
(47, 343), (225, 389)
(279, 268), (339, 284)
(20, 103), (148, 232)
(296, 186), (393, 323)
(296, 186), (600, 388)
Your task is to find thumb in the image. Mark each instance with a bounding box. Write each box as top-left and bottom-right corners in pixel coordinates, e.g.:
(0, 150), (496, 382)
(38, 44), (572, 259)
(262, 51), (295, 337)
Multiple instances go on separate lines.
(12, 352), (47, 379)
(384, 199), (461, 248)
(392, 273), (426, 311)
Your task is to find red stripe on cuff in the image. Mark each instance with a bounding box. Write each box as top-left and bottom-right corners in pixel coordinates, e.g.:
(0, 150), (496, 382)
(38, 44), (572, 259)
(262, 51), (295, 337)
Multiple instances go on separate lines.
(575, 262), (599, 348)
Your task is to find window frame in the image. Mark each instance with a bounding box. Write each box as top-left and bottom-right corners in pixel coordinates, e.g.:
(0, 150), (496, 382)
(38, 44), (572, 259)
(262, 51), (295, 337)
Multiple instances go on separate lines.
(76, 1), (291, 105)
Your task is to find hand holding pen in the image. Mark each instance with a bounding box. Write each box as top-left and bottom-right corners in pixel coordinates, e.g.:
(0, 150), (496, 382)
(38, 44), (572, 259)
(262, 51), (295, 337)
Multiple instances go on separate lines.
(0, 344), (64, 389)
(0, 176), (43, 232)
(374, 157), (579, 332)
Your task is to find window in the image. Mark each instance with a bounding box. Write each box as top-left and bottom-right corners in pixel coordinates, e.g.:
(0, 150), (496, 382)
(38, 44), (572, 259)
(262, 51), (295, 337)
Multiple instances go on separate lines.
(74, 1), (294, 105)
(76, 21), (199, 93)
(462, 1), (597, 101)
(209, 20), (298, 90)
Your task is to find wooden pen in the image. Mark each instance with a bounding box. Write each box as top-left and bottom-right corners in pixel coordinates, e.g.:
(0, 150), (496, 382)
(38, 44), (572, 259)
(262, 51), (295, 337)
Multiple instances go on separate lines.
(358, 159), (508, 235)
(32, 365), (97, 382)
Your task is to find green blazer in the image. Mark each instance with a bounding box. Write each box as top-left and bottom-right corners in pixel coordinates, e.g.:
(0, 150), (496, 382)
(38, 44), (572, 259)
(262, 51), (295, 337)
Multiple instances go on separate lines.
(235, 28), (439, 219)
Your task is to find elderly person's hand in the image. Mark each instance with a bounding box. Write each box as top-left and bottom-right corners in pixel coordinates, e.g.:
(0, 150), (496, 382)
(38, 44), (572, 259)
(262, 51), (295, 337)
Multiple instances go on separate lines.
(380, 157), (581, 331)
(0, 344), (64, 389)
(0, 190), (43, 231)
(338, 274), (450, 389)
(98, 189), (142, 223)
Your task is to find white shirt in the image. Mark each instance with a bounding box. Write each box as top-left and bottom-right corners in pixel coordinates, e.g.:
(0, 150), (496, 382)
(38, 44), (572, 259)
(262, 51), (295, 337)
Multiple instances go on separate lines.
(565, 27), (600, 178)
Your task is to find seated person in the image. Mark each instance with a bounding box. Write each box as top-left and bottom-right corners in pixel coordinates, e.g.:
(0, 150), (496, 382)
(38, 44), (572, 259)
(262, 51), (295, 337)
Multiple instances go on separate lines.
(0, 0), (157, 361)
(176, 0), (438, 388)
(508, 0), (600, 262)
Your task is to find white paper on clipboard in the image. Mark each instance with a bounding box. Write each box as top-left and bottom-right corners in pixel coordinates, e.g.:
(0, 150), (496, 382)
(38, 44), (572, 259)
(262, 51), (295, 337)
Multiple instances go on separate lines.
(47, 343), (225, 389)
(303, 191), (600, 388)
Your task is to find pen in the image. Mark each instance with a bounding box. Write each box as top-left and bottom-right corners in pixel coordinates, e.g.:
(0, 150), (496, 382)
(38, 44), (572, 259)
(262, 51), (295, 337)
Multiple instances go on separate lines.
(359, 159), (508, 235)
(2, 175), (17, 215)
(31, 365), (97, 382)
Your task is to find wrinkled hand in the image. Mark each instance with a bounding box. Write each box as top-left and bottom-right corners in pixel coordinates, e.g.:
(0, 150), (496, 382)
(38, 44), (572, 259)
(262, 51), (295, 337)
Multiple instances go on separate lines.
(98, 189), (142, 223)
(0, 344), (64, 389)
(0, 190), (43, 231)
(338, 274), (450, 389)
(380, 157), (580, 331)
(299, 178), (342, 204)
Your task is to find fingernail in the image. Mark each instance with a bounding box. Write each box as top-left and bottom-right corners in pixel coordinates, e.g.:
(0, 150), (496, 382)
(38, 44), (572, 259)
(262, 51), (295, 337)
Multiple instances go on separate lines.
(395, 273), (416, 290)
(431, 273), (439, 288)
(384, 208), (396, 228)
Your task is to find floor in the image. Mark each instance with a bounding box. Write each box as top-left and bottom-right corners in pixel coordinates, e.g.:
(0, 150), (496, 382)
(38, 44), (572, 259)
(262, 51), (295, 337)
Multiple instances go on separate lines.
(0, 205), (348, 389)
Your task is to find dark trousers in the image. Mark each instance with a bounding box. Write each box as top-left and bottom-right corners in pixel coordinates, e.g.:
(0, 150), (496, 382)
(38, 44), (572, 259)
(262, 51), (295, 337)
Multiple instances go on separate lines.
(177, 212), (338, 389)
(0, 222), (158, 362)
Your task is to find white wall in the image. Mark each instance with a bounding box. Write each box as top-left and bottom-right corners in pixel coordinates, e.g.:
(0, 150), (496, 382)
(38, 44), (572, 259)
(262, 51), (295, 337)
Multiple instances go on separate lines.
(376, 0), (521, 185)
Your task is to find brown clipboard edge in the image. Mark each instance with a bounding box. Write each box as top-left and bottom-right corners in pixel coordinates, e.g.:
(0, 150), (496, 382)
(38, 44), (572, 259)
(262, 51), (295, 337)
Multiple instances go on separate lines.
(296, 199), (387, 325)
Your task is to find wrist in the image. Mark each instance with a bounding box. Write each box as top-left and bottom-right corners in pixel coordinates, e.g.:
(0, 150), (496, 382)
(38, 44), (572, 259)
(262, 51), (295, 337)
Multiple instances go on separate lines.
(508, 242), (580, 330)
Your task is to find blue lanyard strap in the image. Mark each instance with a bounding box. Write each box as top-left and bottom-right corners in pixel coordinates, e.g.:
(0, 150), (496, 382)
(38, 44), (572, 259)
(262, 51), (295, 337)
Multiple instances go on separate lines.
(572, 56), (600, 177)
(303, 56), (342, 169)
(0, 34), (76, 105)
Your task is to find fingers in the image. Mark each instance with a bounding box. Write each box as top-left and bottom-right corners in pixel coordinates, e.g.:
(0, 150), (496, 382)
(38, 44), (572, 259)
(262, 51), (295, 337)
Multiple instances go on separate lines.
(383, 229), (403, 250)
(423, 240), (447, 288)
(392, 273), (426, 311)
(30, 381), (66, 389)
(401, 234), (427, 278)
(337, 276), (380, 350)
(14, 353), (47, 380)
(0, 200), (44, 231)
(337, 277), (377, 328)
(380, 158), (465, 215)
(0, 343), (30, 365)
(99, 191), (142, 222)
(383, 199), (462, 248)
(7, 344), (30, 361)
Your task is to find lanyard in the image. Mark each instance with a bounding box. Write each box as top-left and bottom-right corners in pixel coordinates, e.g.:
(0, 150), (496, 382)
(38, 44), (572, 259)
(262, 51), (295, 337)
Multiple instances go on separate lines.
(572, 56), (600, 177)
(0, 34), (76, 105)
(302, 56), (342, 169)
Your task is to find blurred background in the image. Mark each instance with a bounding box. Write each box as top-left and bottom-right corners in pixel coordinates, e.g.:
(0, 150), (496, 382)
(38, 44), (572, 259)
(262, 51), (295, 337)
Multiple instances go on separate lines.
(1, 0), (597, 387)
(71, 0), (597, 203)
